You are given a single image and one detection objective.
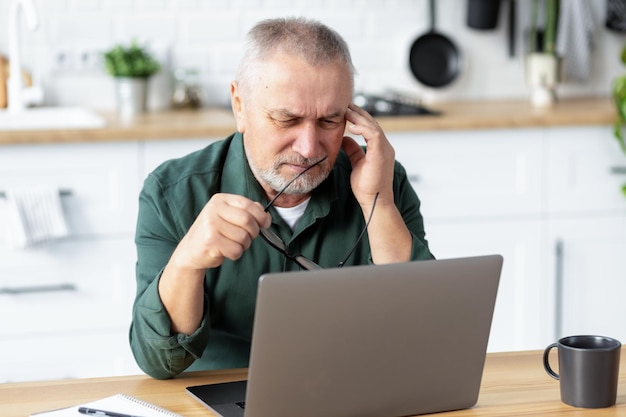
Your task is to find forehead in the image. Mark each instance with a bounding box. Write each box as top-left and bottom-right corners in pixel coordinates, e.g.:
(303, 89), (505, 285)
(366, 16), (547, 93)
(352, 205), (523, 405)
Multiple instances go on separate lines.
(248, 53), (353, 115)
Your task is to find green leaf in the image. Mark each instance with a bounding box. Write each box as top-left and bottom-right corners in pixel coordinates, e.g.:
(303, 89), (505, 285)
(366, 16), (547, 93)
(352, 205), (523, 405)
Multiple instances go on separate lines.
(543, 0), (559, 54)
(103, 41), (160, 78)
(613, 74), (626, 156)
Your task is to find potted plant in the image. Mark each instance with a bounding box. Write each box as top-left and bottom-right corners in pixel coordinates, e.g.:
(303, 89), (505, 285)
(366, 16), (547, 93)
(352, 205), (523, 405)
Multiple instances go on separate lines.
(611, 45), (626, 197)
(526, 0), (560, 107)
(104, 41), (160, 116)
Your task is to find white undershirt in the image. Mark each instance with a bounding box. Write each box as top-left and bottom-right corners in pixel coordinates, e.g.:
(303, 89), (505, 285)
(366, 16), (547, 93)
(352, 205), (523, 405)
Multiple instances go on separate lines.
(273, 198), (310, 231)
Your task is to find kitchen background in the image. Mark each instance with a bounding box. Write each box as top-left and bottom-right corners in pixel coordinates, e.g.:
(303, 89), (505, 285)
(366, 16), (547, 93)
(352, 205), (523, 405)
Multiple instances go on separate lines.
(0, 0), (625, 111)
(2, 0), (626, 384)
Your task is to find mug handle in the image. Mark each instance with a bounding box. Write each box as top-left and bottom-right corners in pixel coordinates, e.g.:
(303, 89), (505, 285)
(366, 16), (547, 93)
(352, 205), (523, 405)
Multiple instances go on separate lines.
(543, 342), (560, 380)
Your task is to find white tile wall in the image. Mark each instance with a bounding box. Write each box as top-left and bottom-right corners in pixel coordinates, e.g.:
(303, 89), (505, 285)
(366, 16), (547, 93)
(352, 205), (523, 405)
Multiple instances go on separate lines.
(0, 0), (625, 111)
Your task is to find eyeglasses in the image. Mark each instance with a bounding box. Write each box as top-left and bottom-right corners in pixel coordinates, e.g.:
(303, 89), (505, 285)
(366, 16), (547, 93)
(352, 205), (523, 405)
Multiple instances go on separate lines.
(259, 156), (378, 270)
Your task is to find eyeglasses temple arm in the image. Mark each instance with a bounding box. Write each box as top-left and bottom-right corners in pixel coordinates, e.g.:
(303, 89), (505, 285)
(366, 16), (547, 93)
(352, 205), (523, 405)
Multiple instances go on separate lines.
(263, 155), (328, 211)
(337, 192), (379, 268)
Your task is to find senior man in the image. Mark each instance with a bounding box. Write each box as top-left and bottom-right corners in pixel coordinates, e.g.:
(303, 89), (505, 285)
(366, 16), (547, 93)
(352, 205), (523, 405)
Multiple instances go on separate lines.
(130, 17), (434, 380)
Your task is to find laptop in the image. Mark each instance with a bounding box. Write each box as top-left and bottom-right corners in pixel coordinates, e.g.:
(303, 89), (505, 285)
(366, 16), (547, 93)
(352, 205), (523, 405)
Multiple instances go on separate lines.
(187, 255), (503, 417)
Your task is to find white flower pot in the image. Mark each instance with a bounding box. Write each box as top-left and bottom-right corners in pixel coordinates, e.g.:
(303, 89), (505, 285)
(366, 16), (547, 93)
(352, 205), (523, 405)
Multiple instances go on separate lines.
(525, 53), (561, 108)
(114, 77), (148, 117)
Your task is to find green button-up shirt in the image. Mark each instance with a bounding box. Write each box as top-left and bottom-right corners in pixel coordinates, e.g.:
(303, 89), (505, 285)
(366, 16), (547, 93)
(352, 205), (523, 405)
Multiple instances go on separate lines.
(130, 132), (434, 379)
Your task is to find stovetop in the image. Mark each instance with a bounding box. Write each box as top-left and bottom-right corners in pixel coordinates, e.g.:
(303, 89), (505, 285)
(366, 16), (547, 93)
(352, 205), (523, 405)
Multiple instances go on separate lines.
(353, 92), (441, 117)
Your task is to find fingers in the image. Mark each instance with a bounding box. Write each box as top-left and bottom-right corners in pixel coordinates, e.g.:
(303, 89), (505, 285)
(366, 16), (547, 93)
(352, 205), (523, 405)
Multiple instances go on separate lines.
(343, 103), (396, 206)
(208, 194), (271, 257)
(216, 195), (271, 238)
(345, 103), (382, 139)
(175, 194), (271, 270)
(345, 103), (394, 159)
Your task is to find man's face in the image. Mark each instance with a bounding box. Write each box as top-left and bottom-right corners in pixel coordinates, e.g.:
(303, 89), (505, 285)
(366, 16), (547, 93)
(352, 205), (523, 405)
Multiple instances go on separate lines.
(231, 51), (353, 202)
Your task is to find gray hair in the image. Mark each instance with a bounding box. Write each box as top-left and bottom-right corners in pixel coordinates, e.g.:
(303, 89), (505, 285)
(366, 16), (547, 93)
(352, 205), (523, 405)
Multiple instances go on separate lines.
(235, 17), (355, 98)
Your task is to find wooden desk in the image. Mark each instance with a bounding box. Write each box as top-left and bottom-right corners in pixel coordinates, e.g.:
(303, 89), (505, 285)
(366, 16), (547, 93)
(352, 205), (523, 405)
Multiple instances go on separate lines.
(2, 350), (625, 417)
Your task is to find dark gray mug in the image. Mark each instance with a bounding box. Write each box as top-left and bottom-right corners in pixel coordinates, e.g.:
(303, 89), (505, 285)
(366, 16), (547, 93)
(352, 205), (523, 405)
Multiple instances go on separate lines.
(543, 335), (621, 408)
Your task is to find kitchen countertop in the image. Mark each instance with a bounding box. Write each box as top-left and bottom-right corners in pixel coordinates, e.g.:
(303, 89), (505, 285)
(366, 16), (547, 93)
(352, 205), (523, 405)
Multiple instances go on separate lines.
(0, 97), (616, 145)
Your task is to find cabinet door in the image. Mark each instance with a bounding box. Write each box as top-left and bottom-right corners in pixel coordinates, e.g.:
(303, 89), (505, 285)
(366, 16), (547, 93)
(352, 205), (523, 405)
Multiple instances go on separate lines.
(387, 129), (544, 220)
(547, 126), (626, 214)
(0, 330), (141, 383)
(427, 218), (549, 352)
(140, 137), (218, 179)
(0, 236), (139, 382)
(0, 237), (136, 338)
(0, 142), (140, 237)
(548, 216), (626, 342)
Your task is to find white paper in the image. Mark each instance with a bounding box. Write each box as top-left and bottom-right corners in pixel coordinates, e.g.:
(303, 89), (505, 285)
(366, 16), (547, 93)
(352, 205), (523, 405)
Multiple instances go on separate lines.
(31, 393), (182, 417)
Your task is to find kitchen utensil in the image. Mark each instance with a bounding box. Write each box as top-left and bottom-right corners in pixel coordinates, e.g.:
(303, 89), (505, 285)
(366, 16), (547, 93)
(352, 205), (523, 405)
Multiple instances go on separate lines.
(606, 0), (626, 32)
(467, 0), (502, 30)
(171, 68), (204, 109)
(353, 92), (440, 116)
(508, 0), (516, 57)
(409, 0), (461, 88)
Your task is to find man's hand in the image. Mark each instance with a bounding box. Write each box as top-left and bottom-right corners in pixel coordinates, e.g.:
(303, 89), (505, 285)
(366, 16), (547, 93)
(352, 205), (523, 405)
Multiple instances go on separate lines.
(168, 194), (271, 272)
(342, 103), (396, 210)
(159, 193), (271, 335)
(341, 103), (412, 265)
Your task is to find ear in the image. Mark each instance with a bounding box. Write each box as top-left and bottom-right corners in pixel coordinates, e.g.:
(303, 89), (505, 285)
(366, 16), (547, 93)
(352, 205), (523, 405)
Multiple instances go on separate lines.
(230, 81), (246, 133)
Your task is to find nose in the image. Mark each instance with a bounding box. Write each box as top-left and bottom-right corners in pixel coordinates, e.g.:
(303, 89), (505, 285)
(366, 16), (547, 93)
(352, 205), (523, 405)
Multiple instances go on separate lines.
(291, 121), (319, 159)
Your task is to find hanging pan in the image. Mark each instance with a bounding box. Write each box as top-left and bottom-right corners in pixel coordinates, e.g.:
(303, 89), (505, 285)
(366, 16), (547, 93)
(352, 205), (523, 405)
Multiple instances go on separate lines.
(409, 0), (461, 88)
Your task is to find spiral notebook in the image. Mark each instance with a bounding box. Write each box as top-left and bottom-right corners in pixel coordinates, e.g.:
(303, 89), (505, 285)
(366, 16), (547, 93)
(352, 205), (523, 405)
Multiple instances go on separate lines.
(31, 393), (182, 417)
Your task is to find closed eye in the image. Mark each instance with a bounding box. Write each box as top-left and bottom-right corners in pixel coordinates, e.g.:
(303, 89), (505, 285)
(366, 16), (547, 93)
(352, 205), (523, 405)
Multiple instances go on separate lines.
(267, 109), (301, 128)
(274, 118), (299, 128)
(318, 117), (344, 129)
(267, 110), (344, 130)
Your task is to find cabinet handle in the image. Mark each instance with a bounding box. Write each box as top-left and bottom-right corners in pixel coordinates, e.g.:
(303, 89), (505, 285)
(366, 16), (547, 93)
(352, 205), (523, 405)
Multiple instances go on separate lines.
(610, 166), (626, 175)
(0, 189), (73, 199)
(0, 283), (77, 295)
(554, 239), (564, 340)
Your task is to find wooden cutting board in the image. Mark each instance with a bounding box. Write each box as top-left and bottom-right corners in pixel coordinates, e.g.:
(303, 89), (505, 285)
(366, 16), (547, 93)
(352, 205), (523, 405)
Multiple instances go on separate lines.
(0, 55), (7, 108)
(0, 56), (34, 109)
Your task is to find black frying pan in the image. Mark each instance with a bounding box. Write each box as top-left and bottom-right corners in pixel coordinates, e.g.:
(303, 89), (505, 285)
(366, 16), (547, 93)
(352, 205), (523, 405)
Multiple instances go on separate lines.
(409, 0), (461, 88)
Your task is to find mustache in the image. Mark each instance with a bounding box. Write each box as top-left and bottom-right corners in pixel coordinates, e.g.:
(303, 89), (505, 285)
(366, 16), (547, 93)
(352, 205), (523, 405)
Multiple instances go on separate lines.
(273, 155), (327, 170)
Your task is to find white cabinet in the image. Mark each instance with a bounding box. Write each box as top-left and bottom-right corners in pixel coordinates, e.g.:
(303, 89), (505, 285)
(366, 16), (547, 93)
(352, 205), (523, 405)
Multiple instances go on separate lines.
(0, 142), (140, 237)
(388, 125), (626, 353)
(545, 127), (626, 343)
(0, 142), (141, 382)
(547, 216), (626, 342)
(388, 129), (544, 220)
(388, 130), (551, 352)
(0, 330), (140, 383)
(546, 126), (626, 214)
(427, 219), (548, 352)
(140, 137), (218, 179)
(0, 238), (137, 337)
